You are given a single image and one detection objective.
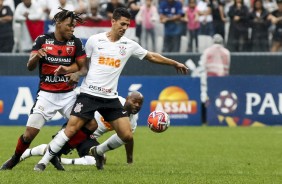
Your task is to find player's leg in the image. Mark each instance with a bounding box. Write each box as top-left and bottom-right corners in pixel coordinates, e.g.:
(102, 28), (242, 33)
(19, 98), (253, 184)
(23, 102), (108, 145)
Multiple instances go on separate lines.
(90, 117), (132, 170)
(0, 114), (45, 170)
(34, 115), (88, 171)
(61, 137), (101, 165)
(20, 144), (48, 161)
(61, 156), (96, 165)
(96, 117), (132, 154)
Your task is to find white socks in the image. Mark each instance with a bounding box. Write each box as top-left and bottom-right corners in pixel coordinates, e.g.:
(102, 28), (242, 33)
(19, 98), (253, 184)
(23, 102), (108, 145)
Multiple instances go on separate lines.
(21, 144), (48, 160)
(61, 156), (96, 165)
(38, 130), (69, 165)
(96, 133), (125, 155)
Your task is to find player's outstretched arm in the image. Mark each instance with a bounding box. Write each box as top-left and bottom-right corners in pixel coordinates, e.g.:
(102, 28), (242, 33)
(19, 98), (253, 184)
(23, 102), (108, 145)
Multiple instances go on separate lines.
(27, 48), (47, 71)
(125, 138), (134, 164)
(144, 51), (189, 74)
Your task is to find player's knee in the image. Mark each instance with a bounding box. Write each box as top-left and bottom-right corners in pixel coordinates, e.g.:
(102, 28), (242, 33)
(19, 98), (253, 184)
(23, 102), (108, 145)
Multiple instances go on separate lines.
(23, 127), (40, 142)
(120, 132), (133, 143)
(22, 133), (35, 143)
(64, 126), (79, 137)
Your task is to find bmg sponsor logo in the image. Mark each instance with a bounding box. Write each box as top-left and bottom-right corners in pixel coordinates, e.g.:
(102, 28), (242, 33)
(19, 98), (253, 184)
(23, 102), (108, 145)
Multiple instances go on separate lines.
(150, 86), (197, 119)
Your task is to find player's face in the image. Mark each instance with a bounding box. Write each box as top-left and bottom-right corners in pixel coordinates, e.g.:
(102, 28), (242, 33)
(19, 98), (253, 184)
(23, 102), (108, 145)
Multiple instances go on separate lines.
(125, 96), (143, 114)
(58, 17), (76, 40)
(112, 16), (130, 37)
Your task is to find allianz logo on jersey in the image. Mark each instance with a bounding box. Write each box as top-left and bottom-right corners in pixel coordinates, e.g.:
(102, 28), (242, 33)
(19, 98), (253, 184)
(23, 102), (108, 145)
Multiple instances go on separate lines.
(44, 75), (69, 83)
(98, 56), (120, 68)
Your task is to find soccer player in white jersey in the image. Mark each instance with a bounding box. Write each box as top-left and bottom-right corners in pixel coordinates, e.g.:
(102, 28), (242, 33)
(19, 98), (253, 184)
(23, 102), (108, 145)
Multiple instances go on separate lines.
(21, 92), (143, 165)
(34, 7), (189, 171)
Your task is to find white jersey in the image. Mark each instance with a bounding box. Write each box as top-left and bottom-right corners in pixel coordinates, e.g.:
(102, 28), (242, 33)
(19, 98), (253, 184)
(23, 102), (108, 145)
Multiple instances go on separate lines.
(93, 96), (138, 138)
(80, 32), (148, 98)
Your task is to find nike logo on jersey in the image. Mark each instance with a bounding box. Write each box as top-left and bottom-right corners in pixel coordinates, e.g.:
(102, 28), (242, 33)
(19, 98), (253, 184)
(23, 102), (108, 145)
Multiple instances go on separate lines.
(122, 111), (127, 114)
(98, 47), (104, 50)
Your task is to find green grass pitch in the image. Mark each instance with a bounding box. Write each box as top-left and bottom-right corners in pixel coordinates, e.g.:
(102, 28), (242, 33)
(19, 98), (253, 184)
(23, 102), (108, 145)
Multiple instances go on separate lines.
(0, 126), (282, 184)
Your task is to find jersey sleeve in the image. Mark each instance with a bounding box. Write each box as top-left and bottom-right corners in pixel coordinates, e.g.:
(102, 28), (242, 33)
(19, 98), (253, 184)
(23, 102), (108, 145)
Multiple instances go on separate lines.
(85, 36), (95, 58)
(74, 38), (86, 59)
(130, 114), (138, 133)
(132, 41), (148, 60)
(32, 35), (46, 52)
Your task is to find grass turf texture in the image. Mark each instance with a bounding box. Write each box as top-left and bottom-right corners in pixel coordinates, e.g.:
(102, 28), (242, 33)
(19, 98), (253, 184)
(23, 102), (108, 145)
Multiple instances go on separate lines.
(0, 126), (282, 184)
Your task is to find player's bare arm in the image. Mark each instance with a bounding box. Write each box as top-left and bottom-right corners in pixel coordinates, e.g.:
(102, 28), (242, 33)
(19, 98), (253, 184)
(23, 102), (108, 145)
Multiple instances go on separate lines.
(144, 51), (189, 74)
(27, 48), (47, 71)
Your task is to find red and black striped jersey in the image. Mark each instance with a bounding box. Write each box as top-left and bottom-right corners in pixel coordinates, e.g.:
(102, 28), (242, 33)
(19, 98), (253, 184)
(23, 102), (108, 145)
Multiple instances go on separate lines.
(32, 33), (86, 93)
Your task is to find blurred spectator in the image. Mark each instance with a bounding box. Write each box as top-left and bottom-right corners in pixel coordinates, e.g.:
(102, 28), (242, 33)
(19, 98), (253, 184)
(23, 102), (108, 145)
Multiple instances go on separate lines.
(14, 0), (43, 52)
(249, 0), (271, 51)
(197, 0), (214, 36)
(128, 0), (140, 19)
(84, 1), (103, 21)
(227, 0), (250, 52)
(105, 0), (125, 19)
(263, 0), (278, 12)
(3, 0), (15, 12)
(159, 0), (183, 52)
(70, 0), (88, 14)
(49, 0), (75, 20)
(136, 0), (159, 51)
(128, 0), (141, 43)
(191, 34), (230, 123)
(211, 0), (227, 39)
(268, 0), (282, 51)
(0, 0), (14, 52)
(184, 0), (200, 52)
(36, 0), (58, 20)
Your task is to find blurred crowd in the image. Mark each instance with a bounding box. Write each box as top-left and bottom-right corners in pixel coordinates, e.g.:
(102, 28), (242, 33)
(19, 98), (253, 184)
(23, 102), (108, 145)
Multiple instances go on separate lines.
(1, 0), (282, 53)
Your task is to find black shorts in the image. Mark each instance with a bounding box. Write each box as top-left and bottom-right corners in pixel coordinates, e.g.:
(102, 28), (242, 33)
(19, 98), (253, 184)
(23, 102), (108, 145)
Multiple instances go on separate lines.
(71, 93), (128, 122)
(76, 135), (99, 157)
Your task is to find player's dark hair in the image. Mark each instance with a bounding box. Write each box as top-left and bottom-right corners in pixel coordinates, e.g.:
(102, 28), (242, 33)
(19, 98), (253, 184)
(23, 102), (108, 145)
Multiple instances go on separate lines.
(53, 7), (84, 24)
(112, 7), (131, 20)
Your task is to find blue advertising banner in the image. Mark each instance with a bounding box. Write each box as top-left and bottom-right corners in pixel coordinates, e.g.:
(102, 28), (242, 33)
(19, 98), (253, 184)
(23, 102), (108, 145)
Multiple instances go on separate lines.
(207, 76), (282, 126)
(117, 76), (202, 126)
(0, 76), (202, 126)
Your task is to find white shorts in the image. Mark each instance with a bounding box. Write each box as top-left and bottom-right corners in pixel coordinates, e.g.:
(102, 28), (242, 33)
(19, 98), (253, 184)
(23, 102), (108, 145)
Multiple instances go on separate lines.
(31, 90), (77, 121)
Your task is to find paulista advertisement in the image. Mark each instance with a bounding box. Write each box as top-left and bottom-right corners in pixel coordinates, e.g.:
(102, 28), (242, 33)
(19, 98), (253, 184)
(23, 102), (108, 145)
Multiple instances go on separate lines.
(207, 76), (282, 126)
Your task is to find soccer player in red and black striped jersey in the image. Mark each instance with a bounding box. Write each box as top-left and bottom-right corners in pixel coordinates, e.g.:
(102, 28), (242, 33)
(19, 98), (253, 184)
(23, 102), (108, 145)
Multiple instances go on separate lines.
(0, 8), (93, 171)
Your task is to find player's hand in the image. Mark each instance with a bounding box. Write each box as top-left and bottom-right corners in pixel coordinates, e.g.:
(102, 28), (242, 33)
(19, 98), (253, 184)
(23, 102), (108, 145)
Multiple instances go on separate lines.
(65, 72), (80, 86)
(54, 65), (68, 76)
(36, 48), (47, 58)
(175, 62), (189, 74)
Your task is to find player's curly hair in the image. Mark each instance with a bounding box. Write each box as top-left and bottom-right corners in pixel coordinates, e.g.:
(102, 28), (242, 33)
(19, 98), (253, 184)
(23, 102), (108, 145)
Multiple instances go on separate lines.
(53, 7), (84, 24)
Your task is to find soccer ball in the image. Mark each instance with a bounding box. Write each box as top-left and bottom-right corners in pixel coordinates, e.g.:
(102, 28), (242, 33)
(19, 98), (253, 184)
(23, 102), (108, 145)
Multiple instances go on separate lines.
(147, 111), (170, 133)
(215, 90), (238, 114)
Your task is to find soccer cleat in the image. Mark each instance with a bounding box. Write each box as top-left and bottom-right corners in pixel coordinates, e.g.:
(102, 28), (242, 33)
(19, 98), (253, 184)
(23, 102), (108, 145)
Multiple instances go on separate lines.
(34, 163), (46, 171)
(89, 146), (104, 170)
(50, 156), (65, 171)
(0, 155), (20, 170)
